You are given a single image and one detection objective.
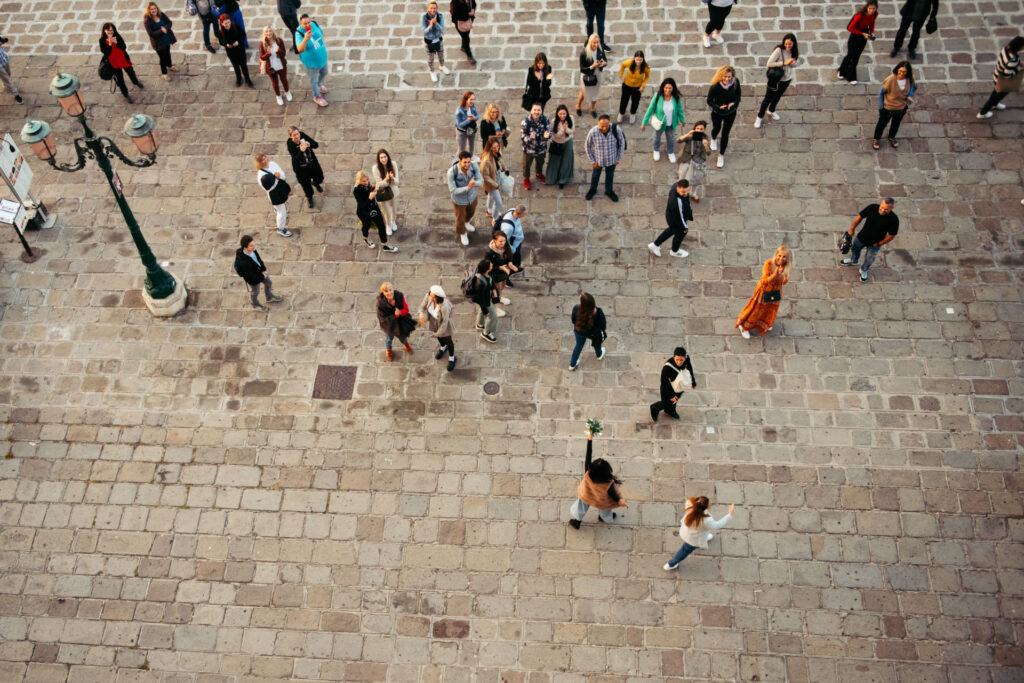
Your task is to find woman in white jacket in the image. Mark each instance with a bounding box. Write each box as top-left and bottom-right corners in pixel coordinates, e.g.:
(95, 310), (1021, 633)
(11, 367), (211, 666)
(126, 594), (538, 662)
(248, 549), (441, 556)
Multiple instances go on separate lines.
(664, 496), (735, 570)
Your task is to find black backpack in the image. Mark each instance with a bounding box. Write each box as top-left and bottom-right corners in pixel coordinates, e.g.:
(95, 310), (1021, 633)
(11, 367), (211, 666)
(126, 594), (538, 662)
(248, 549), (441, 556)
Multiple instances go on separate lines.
(460, 270), (478, 298)
(611, 123), (627, 153)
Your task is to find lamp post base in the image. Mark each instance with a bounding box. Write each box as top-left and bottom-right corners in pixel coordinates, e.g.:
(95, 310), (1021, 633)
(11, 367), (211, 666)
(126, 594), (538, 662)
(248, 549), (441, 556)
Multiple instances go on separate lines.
(20, 247), (46, 264)
(142, 273), (188, 317)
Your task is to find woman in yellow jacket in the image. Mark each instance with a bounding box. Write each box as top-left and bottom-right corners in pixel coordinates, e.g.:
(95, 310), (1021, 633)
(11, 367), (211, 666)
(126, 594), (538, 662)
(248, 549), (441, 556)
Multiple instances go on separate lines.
(617, 50), (650, 124)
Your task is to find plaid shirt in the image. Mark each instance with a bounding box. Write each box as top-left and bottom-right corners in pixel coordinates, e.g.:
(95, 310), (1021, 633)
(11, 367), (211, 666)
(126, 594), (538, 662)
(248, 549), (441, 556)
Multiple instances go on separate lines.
(585, 124), (625, 167)
(0, 45), (9, 69)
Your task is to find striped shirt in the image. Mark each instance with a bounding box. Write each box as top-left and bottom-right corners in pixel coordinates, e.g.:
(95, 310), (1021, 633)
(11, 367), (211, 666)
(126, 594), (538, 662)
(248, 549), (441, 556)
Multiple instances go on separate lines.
(993, 46), (1021, 84)
(0, 45), (8, 69)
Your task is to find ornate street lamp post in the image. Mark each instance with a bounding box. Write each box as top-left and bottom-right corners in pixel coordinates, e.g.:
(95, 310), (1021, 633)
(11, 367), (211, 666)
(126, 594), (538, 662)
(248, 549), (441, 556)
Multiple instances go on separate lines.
(20, 72), (187, 317)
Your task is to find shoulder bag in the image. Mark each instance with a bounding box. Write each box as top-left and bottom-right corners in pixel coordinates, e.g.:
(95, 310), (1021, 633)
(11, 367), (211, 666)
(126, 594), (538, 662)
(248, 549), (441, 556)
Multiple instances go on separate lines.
(376, 184), (394, 202)
(98, 56), (114, 81)
(666, 362), (687, 394)
(457, 18), (473, 33)
(762, 289), (781, 303)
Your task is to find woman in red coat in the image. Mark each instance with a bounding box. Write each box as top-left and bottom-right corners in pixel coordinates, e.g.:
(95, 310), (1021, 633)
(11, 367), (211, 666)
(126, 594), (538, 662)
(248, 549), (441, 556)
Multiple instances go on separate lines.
(99, 23), (144, 102)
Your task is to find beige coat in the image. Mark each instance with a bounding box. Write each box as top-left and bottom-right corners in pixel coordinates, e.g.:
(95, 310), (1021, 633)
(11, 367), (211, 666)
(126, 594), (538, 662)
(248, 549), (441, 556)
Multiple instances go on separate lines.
(417, 293), (455, 337)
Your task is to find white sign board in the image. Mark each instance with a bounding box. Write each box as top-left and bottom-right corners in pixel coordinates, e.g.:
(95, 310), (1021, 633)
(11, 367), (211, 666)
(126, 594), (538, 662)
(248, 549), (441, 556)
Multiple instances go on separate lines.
(0, 133), (33, 199)
(0, 198), (29, 235)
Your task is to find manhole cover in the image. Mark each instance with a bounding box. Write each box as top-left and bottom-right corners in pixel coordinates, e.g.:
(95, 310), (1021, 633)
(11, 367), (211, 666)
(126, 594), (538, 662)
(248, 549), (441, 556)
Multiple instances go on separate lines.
(312, 365), (357, 400)
(483, 382), (500, 395)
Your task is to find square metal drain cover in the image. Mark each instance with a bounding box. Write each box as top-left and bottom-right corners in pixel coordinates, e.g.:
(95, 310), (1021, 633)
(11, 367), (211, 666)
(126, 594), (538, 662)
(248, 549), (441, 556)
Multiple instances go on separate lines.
(312, 365), (357, 400)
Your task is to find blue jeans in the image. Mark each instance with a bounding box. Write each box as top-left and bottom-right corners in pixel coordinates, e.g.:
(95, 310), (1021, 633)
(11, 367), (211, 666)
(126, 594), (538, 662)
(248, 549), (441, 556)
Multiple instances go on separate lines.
(585, 5), (606, 44)
(667, 542), (697, 567)
(849, 236), (880, 274)
(570, 330), (602, 367)
(200, 11), (221, 47)
(589, 164), (616, 194)
(570, 498), (615, 523)
(486, 189), (502, 220)
(653, 125), (676, 155)
(306, 64), (329, 98)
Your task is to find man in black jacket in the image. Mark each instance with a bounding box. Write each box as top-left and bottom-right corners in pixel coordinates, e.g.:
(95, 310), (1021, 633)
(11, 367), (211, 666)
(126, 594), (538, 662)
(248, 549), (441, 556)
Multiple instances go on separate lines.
(650, 346), (697, 421)
(648, 180), (693, 259)
(890, 0), (939, 60)
(234, 235), (284, 311)
(277, 0), (302, 53)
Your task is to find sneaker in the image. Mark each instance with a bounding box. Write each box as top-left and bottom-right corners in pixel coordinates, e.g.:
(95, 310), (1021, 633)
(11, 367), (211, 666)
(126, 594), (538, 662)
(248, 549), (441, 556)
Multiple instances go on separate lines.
(977, 112), (993, 119)
(707, 533), (714, 542)
(389, 221), (398, 232)
(890, 48), (899, 58)
(647, 242), (662, 257)
(536, 173), (546, 183)
(465, 222), (475, 233)
(440, 66), (450, 75)
(576, 108), (582, 116)
(460, 234), (469, 246)
(996, 103), (1007, 110)
(276, 95), (284, 106)
(702, 34), (711, 48)
(499, 297), (510, 305)
(285, 91), (293, 101)
(598, 513), (617, 523)
(307, 197), (315, 209)
(382, 244), (398, 253)
(475, 323), (484, 330)
(650, 404), (659, 422)
(670, 249), (689, 258)
(591, 110), (597, 119)
(252, 303), (269, 311)
(653, 151), (661, 161)
(495, 308), (506, 317)
(124, 95), (134, 104)
(668, 153), (677, 164)
(716, 156), (724, 168)
(848, 80), (858, 85)
(319, 85), (328, 94)
(480, 332), (497, 343)
(628, 113), (636, 124)
(710, 138), (718, 151)
(605, 191), (619, 202)
(712, 32), (724, 44)
(14, 94), (23, 103)
(569, 362), (579, 371)
(206, 44), (217, 54)
(740, 329), (751, 339)
(908, 49), (917, 60)
(770, 111), (780, 121)
(601, 44), (612, 53)
(837, 70), (843, 80)
(524, 177), (531, 190)
(569, 519), (581, 530)
(435, 348), (446, 360)
(840, 257), (858, 266)
(314, 96), (328, 107)
(278, 228), (293, 237)
(363, 238), (376, 248)
(616, 113), (625, 123)
(386, 224), (393, 236)
(860, 270), (868, 282)
(403, 343), (413, 355)
(267, 295), (284, 303)
(447, 358), (456, 371)
(663, 563), (678, 571)
(429, 71), (438, 82)
(754, 117), (762, 129)
(596, 348), (606, 360)
(585, 189), (596, 200)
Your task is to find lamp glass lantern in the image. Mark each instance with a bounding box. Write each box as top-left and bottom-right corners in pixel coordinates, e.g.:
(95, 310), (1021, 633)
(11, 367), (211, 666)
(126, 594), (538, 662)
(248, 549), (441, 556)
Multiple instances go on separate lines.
(49, 72), (85, 117)
(19, 120), (56, 162)
(124, 114), (159, 156)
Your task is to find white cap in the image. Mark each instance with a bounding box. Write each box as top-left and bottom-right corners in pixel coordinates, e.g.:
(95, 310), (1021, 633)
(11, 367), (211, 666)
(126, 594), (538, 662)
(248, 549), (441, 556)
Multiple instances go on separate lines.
(430, 285), (446, 298)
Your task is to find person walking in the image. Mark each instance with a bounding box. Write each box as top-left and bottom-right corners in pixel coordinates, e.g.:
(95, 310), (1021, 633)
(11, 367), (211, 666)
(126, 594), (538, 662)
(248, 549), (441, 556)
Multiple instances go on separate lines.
(977, 36), (1023, 119)
(447, 151), (483, 246)
(569, 293), (607, 370)
(353, 171), (397, 251)
(617, 50), (650, 123)
(376, 282), (416, 362)
(450, 0), (477, 65)
(259, 26), (292, 105)
(707, 65), (741, 168)
(417, 285), (457, 372)
(841, 198), (898, 282)
(581, 0), (612, 53)
(254, 154), (293, 238)
(735, 246), (792, 338)
(99, 24), (145, 103)
(546, 105), (575, 188)
(468, 259), (499, 343)
(233, 235), (284, 310)
(286, 127), (323, 209)
(481, 103), (510, 148)
(584, 115), (626, 202)
(649, 346), (696, 421)
(216, 0), (247, 47)
(455, 91), (480, 157)
(0, 35), (20, 103)
(568, 429), (626, 529)
(195, 0), (221, 54)
(675, 122), (710, 202)
(484, 231), (516, 317)
(371, 149), (400, 235)
(755, 34), (799, 128)
(143, 3), (177, 82)
(497, 205), (527, 281)
(872, 61), (916, 150)
(702, 0), (737, 49)
(296, 13), (329, 106)
(890, 0), (939, 61)
(641, 77), (685, 163)
(576, 34), (608, 118)
(647, 180), (694, 259)
(664, 497), (735, 570)
(219, 14), (253, 87)
(422, 1), (450, 82)
(523, 53), (553, 112)
(480, 136), (507, 221)
(521, 102), (551, 190)
(277, 0), (301, 53)
(837, 1), (878, 85)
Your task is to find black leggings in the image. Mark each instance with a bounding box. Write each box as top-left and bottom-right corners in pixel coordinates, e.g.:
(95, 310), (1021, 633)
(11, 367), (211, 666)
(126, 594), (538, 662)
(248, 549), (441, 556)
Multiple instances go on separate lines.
(297, 168), (324, 198)
(705, 4), (732, 35)
(710, 111), (736, 154)
(437, 335), (455, 358)
(619, 84), (642, 115)
(281, 12), (300, 50)
(457, 28), (472, 54)
(873, 108), (907, 140)
(155, 47), (172, 75)
(758, 80), (790, 118)
(111, 67), (141, 96)
(360, 213), (388, 243)
(979, 90), (1009, 115)
(838, 34), (867, 82)
(230, 58), (252, 85)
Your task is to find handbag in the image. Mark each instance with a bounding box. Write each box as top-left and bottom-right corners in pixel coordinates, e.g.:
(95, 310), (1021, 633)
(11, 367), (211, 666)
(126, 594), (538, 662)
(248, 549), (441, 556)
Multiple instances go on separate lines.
(376, 185), (394, 202)
(766, 66), (785, 83)
(650, 115), (664, 131)
(499, 170), (514, 195)
(457, 19), (473, 32)
(583, 70), (598, 87)
(521, 90), (533, 111)
(838, 232), (852, 255)
(995, 72), (1023, 94)
(98, 56), (114, 81)
(186, 0), (198, 16)
(762, 290), (781, 303)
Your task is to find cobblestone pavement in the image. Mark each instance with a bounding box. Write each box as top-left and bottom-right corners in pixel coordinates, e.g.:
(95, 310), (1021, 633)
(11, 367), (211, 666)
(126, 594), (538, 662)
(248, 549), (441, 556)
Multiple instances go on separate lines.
(0, 1), (1023, 681)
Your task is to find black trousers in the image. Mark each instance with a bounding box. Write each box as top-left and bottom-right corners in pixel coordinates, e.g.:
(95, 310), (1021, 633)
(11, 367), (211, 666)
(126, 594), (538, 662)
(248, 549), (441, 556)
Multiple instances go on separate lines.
(229, 56), (252, 85)
(705, 4), (732, 35)
(281, 12), (300, 51)
(619, 84), (642, 115)
(838, 34), (867, 82)
(758, 80), (790, 118)
(296, 167), (325, 198)
(892, 14), (926, 53)
(155, 47), (172, 75)
(710, 111), (736, 154)
(457, 28), (472, 55)
(437, 335), (455, 357)
(510, 246), (522, 270)
(651, 397), (680, 418)
(654, 224), (687, 252)
(979, 90), (1009, 115)
(873, 107), (907, 140)
(111, 67), (141, 96)
(360, 213), (388, 243)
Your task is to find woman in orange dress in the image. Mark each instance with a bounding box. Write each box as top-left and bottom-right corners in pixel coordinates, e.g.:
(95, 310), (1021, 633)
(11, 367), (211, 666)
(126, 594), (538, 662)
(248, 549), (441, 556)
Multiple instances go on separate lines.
(735, 246), (792, 338)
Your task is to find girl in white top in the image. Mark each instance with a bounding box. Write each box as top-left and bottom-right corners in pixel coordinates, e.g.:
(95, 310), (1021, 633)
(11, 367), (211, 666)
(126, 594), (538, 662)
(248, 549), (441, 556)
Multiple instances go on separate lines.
(755, 33), (799, 128)
(371, 149), (399, 234)
(254, 153), (292, 237)
(664, 496), (735, 570)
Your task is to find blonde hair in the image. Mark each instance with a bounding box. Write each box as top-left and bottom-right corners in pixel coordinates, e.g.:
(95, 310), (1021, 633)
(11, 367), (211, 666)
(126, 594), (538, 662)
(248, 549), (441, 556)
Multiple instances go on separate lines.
(354, 170), (369, 187)
(774, 246), (793, 278)
(253, 153), (268, 169)
(144, 2), (161, 17)
(711, 65), (737, 86)
(379, 282), (393, 295)
(262, 26), (278, 45)
(485, 103), (502, 120)
(583, 33), (601, 61)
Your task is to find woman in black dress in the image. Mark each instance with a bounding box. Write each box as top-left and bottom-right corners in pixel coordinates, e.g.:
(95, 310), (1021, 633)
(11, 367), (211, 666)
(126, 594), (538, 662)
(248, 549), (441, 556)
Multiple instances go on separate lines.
(286, 127), (324, 209)
(522, 52), (552, 111)
(353, 171), (396, 252)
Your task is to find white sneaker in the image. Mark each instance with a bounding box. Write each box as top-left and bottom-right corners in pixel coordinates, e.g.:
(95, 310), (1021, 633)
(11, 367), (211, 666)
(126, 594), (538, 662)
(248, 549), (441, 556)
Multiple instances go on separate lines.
(770, 111), (780, 121)
(389, 221), (398, 233)
(495, 308), (506, 317)
(670, 249), (688, 258)
(429, 71), (438, 82)
(647, 242), (662, 257)
(499, 296), (510, 305)
(616, 113), (625, 123)
(836, 70), (843, 80)
(996, 103), (1007, 110)
(275, 95), (284, 106)
(716, 156), (724, 168)
(977, 112), (993, 119)
(652, 151), (660, 161)
(707, 533), (714, 542)
(465, 222), (475, 233)
(460, 233), (469, 246)
(663, 563), (677, 571)
(285, 91), (293, 101)
(440, 66), (450, 75)
(668, 153), (677, 164)
(386, 224), (393, 236)
(710, 138), (718, 151)
(849, 80), (858, 85)
(702, 34), (711, 48)
(740, 329), (751, 339)
(754, 117), (762, 129)
(712, 32), (724, 44)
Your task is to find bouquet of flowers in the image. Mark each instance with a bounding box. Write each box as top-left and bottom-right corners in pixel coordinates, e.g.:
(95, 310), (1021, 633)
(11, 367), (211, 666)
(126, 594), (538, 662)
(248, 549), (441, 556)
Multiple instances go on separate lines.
(586, 418), (603, 436)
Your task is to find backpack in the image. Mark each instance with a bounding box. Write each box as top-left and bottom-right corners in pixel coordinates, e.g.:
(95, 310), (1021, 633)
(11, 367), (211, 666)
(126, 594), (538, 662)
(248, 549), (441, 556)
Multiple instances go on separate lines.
(460, 269), (478, 297)
(611, 123), (627, 153)
(442, 160), (479, 187)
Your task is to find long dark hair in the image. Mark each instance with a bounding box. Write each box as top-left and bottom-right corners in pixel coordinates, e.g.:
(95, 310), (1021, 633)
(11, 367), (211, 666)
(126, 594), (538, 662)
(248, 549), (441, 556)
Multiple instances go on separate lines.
(684, 496), (710, 529)
(553, 104), (573, 132)
(588, 458), (621, 486)
(575, 292), (595, 332)
(375, 149), (394, 178)
(892, 60), (914, 85)
(476, 259), (491, 275)
(532, 52), (551, 76)
(856, 0), (878, 16)
(629, 50), (646, 73)
(657, 77), (681, 104)
(776, 33), (799, 60)
(101, 22), (121, 40)
(1007, 36), (1024, 55)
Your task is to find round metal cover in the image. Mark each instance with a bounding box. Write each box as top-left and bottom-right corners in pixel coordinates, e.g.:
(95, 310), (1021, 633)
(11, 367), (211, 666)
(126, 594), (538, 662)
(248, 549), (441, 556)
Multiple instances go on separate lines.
(483, 382), (500, 395)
